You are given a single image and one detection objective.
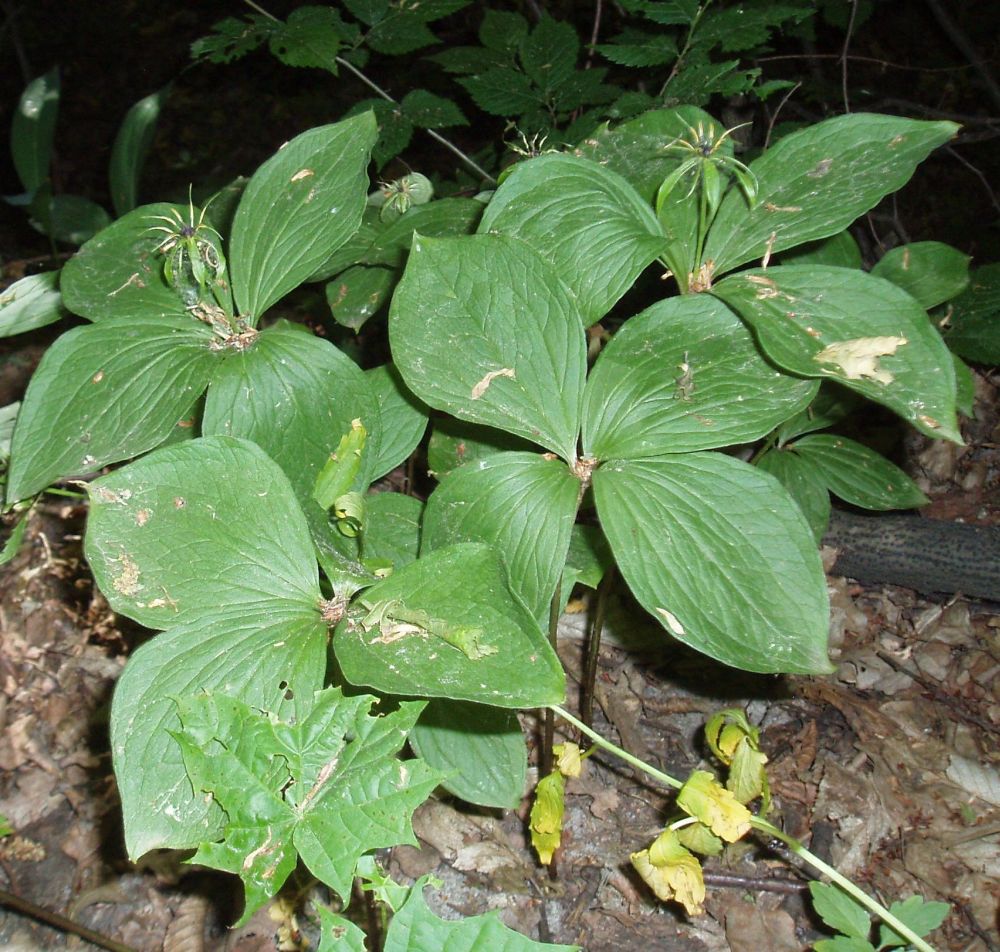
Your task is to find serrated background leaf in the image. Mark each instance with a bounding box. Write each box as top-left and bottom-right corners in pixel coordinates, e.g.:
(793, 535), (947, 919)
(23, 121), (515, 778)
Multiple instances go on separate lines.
(0, 271), (65, 338)
(593, 454), (832, 674)
(203, 321), (380, 505)
(422, 452), (579, 624)
(389, 234), (586, 460)
(520, 16), (578, 90)
(110, 87), (169, 217)
(409, 699), (526, 808)
(583, 294), (816, 458)
(478, 153), (662, 326)
(268, 6), (347, 69)
(335, 543), (565, 707)
(712, 265), (960, 442)
(365, 363), (428, 480)
(6, 316), (217, 502)
(789, 434), (927, 510)
(872, 241), (970, 310)
(808, 882), (872, 940)
(704, 114), (958, 276)
(60, 203), (196, 321)
(460, 68), (540, 116)
(401, 89), (467, 129)
(230, 114), (376, 319)
(942, 263), (1000, 365)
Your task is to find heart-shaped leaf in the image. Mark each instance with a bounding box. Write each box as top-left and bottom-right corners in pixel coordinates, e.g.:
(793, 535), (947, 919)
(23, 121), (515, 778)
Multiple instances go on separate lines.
(390, 234), (586, 460)
(583, 294), (816, 459)
(6, 315), (218, 502)
(593, 453), (831, 674)
(230, 113), (377, 319)
(422, 452), (579, 624)
(478, 153), (663, 325)
(712, 265), (960, 442)
(335, 543), (565, 707)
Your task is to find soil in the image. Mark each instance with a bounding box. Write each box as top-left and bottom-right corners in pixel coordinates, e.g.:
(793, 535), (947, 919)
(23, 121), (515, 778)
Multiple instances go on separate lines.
(2, 2), (1000, 950)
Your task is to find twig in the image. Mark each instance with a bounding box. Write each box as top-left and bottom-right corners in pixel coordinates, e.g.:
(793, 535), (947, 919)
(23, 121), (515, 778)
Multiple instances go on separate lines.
(757, 52), (977, 75)
(585, 0), (604, 69)
(763, 81), (801, 150)
(921, 0), (1000, 113)
(839, 0), (858, 113)
(702, 872), (807, 895)
(0, 887), (139, 952)
(944, 144), (1000, 216)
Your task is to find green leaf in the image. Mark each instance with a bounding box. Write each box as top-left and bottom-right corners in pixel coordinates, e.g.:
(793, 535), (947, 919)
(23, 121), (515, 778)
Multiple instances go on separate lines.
(942, 263), (1000, 364)
(362, 491), (423, 571)
(808, 882), (872, 941)
(479, 9), (529, 53)
(88, 438), (327, 857)
(427, 418), (535, 479)
(401, 89), (467, 129)
(389, 234), (586, 461)
(11, 69), (59, 193)
(175, 689), (437, 921)
(597, 29), (677, 67)
(459, 69), (541, 117)
(110, 87), (169, 217)
(422, 452), (579, 624)
(788, 434), (927, 510)
(0, 509), (31, 567)
(203, 321), (380, 505)
(593, 454), (832, 674)
(872, 241), (970, 310)
(573, 105), (721, 204)
(779, 230), (862, 270)
(366, 13), (438, 54)
(953, 353), (975, 417)
(564, 523), (614, 591)
(520, 16), (578, 90)
(60, 203), (197, 322)
(364, 198), (483, 270)
(813, 939), (875, 952)
(191, 14), (276, 63)
(268, 6), (348, 70)
(776, 384), (862, 443)
(314, 420), (367, 512)
(335, 543), (565, 707)
(712, 265), (961, 442)
(34, 194), (112, 246)
(230, 113), (377, 320)
(409, 699), (526, 808)
(325, 264), (395, 330)
(366, 363), (428, 480)
(583, 294), (816, 459)
(0, 271), (65, 338)
(704, 114), (958, 276)
(6, 316), (217, 503)
(878, 895), (949, 948)
(317, 905), (367, 951)
(385, 878), (580, 951)
(478, 153), (663, 326)
(755, 447), (831, 542)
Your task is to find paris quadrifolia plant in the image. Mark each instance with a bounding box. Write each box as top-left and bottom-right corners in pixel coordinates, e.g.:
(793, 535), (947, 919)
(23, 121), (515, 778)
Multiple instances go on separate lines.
(1, 95), (965, 948)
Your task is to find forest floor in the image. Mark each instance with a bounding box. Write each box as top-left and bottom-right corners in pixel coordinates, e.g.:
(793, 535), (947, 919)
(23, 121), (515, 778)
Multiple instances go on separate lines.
(1, 354), (998, 951)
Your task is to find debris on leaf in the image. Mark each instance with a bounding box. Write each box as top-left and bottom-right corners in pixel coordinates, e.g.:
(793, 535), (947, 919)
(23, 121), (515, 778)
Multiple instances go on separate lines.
(813, 336), (907, 385)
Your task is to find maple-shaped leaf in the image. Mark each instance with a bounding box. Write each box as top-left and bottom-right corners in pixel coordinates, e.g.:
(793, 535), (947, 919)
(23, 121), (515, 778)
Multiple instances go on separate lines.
(173, 687), (441, 924)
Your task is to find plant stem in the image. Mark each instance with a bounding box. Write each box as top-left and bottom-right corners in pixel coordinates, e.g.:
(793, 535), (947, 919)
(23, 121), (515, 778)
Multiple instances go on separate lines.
(754, 818), (939, 952)
(541, 581), (563, 781)
(550, 706), (940, 952)
(242, 0), (496, 185)
(580, 566), (614, 729)
(550, 704), (682, 790)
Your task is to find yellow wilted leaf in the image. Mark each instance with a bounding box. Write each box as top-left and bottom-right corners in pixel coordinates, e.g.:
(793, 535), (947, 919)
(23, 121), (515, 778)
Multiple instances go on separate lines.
(529, 771), (565, 865)
(553, 742), (584, 778)
(631, 828), (705, 915)
(677, 770), (752, 842)
(813, 336), (907, 385)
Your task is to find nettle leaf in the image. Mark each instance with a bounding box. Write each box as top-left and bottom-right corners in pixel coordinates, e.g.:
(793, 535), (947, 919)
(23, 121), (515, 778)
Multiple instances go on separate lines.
(0, 271), (65, 337)
(427, 418), (535, 479)
(712, 266), (961, 442)
(268, 6), (349, 70)
(365, 363), (428, 481)
(6, 315), (217, 503)
(460, 69), (541, 117)
(401, 89), (467, 129)
(583, 294), (816, 459)
(409, 699), (526, 809)
(704, 114), (958, 277)
(756, 447), (831, 542)
(479, 8), (529, 53)
(943, 262), (1000, 365)
(478, 153), (662, 326)
(572, 105), (720, 204)
(520, 16), (579, 90)
(422, 452), (579, 624)
(203, 321), (380, 504)
(390, 234), (586, 461)
(385, 879), (580, 951)
(787, 434), (928, 510)
(174, 689), (438, 921)
(60, 203), (196, 322)
(230, 113), (377, 320)
(85, 437), (327, 857)
(335, 543), (565, 708)
(593, 454), (831, 674)
(871, 241), (970, 311)
(110, 87), (169, 217)
(12, 69), (59, 193)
